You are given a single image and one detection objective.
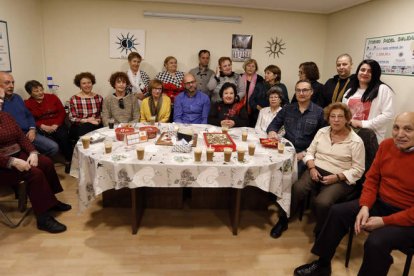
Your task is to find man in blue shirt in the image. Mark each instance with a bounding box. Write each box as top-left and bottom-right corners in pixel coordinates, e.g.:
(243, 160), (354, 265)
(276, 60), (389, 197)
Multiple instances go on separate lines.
(266, 80), (325, 238)
(174, 73), (210, 124)
(0, 72), (58, 157)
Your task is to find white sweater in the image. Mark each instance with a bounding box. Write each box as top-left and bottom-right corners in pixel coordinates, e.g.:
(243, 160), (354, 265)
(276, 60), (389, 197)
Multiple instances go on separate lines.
(343, 84), (395, 142)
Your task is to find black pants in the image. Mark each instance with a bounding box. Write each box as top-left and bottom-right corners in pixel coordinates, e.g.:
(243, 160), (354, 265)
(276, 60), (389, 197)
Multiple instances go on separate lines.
(38, 124), (73, 161)
(311, 199), (414, 276)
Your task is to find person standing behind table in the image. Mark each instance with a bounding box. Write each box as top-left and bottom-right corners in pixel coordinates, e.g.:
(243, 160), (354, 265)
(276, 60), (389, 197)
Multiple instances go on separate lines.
(250, 65), (289, 118)
(24, 80), (73, 173)
(267, 80), (325, 177)
(291, 62), (324, 106)
(270, 103), (365, 239)
(126, 52), (150, 101)
(240, 59), (264, 127)
(208, 82), (249, 128)
(0, 88), (71, 234)
(0, 72), (58, 157)
(342, 59), (395, 143)
(155, 56), (184, 117)
(207, 56), (246, 103)
(189, 49), (214, 96)
(174, 73), (210, 124)
(101, 72), (140, 126)
(140, 79), (171, 123)
(255, 86), (284, 133)
(320, 53), (356, 108)
(68, 72), (103, 143)
(294, 112), (414, 276)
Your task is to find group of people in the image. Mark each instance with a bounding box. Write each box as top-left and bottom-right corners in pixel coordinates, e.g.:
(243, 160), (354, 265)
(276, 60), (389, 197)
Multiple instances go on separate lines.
(0, 49), (412, 276)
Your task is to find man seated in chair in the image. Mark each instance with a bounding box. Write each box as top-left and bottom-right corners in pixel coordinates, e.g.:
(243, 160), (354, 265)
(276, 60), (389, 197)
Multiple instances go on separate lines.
(294, 112), (414, 276)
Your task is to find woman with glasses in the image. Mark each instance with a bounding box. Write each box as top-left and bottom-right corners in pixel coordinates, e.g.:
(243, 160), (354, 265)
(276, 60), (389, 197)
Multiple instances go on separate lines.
(69, 72), (103, 142)
(155, 56), (184, 105)
(270, 103), (365, 239)
(208, 82), (248, 128)
(291, 61), (324, 105)
(140, 79), (171, 123)
(255, 86), (284, 133)
(342, 59), (395, 143)
(102, 72), (140, 127)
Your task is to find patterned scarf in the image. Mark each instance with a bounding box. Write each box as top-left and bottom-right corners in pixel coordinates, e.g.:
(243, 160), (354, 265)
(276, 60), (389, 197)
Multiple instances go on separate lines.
(149, 95), (163, 122)
(241, 73), (257, 114)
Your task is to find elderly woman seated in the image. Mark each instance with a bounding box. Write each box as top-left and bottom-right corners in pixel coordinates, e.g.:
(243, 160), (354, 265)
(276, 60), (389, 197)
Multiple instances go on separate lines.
(101, 71), (140, 126)
(24, 80), (73, 173)
(0, 90), (71, 233)
(208, 82), (249, 128)
(270, 102), (365, 239)
(255, 86), (285, 133)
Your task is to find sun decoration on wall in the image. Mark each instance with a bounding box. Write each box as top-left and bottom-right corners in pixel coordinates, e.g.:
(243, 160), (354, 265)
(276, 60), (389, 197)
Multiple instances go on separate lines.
(116, 32), (139, 54)
(265, 37), (286, 58)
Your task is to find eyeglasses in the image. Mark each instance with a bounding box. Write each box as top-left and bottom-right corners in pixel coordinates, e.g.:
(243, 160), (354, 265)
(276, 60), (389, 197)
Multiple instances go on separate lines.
(295, 88), (312, 94)
(152, 88), (162, 92)
(118, 98), (125, 109)
(329, 114), (345, 120)
(184, 80), (196, 86)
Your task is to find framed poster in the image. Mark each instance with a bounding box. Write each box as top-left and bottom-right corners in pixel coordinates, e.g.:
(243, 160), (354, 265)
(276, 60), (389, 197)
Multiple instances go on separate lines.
(109, 28), (145, 59)
(0, 21), (12, 72)
(363, 32), (414, 76)
(231, 34), (252, 62)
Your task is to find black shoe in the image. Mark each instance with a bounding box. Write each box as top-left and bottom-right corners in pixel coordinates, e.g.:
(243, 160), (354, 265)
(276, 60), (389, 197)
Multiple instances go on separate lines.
(50, 201), (72, 212)
(294, 260), (331, 276)
(64, 162), (71, 174)
(37, 214), (67, 233)
(270, 218), (288, 239)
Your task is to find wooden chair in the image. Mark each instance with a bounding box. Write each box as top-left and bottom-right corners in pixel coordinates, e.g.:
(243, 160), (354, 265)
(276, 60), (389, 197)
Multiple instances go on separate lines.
(345, 227), (414, 276)
(0, 180), (32, 228)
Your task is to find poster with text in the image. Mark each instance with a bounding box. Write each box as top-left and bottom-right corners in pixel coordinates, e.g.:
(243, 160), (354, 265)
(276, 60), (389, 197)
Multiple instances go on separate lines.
(109, 28), (145, 59)
(0, 21), (12, 72)
(231, 34), (252, 62)
(364, 32), (414, 76)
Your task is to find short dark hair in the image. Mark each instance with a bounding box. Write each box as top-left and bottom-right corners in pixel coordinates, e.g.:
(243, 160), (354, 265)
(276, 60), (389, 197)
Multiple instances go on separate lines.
(324, 102), (352, 123)
(264, 65), (281, 82)
(295, 80), (312, 89)
(109, 71), (131, 88)
(74, 72), (96, 88)
(219, 82), (238, 100)
(299, 62), (320, 81)
(24, 80), (43, 94)
(198, 50), (210, 57)
(267, 86), (286, 106)
(128, 52), (142, 62)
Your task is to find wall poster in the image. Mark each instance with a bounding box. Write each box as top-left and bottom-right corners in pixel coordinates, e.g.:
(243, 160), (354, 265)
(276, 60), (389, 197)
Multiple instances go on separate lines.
(231, 34), (252, 62)
(0, 21), (12, 72)
(363, 32), (414, 76)
(109, 28), (146, 59)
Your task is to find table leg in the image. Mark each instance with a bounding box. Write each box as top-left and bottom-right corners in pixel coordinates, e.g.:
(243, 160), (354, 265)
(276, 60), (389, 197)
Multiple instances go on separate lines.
(229, 188), (242, 235)
(131, 187), (146, 235)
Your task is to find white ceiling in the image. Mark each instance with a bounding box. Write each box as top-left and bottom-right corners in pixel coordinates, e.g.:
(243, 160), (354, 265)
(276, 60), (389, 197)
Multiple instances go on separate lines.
(140, 0), (372, 14)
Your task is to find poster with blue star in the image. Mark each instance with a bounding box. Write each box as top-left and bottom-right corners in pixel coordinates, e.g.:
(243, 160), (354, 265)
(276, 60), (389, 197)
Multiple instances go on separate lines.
(109, 28), (145, 59)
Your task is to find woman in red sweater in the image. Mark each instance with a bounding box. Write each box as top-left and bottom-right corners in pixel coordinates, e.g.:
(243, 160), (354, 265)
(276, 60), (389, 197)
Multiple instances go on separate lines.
(24, 80), (72, 173)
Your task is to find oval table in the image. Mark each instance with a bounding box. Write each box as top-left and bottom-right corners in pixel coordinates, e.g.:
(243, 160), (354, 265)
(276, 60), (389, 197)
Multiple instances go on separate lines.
(70, 123), (297, 235)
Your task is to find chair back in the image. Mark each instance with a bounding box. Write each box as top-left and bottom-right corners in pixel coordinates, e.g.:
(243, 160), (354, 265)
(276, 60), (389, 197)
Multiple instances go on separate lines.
(355, 128), (379, 189)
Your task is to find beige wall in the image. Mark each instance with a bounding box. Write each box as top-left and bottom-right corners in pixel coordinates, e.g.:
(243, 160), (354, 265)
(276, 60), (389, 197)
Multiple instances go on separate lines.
(0, 0), (45, 97)
(325, 0), (414, 128)
(1, 0), (413, 138)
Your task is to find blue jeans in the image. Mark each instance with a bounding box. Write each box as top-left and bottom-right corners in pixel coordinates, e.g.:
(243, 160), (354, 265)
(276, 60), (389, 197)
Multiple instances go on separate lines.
(32, 133), (59, 157)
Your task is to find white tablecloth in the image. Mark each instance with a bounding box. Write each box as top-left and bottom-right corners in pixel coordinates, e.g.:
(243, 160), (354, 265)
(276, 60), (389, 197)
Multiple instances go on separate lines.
(71, 123), (297, 215)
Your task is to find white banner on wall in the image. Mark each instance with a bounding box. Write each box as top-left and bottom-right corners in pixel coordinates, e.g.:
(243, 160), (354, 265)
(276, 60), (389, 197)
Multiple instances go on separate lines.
(363, 32), (414, 76)
(0, 21), (12, 72)
(109, 28), (145, 59)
